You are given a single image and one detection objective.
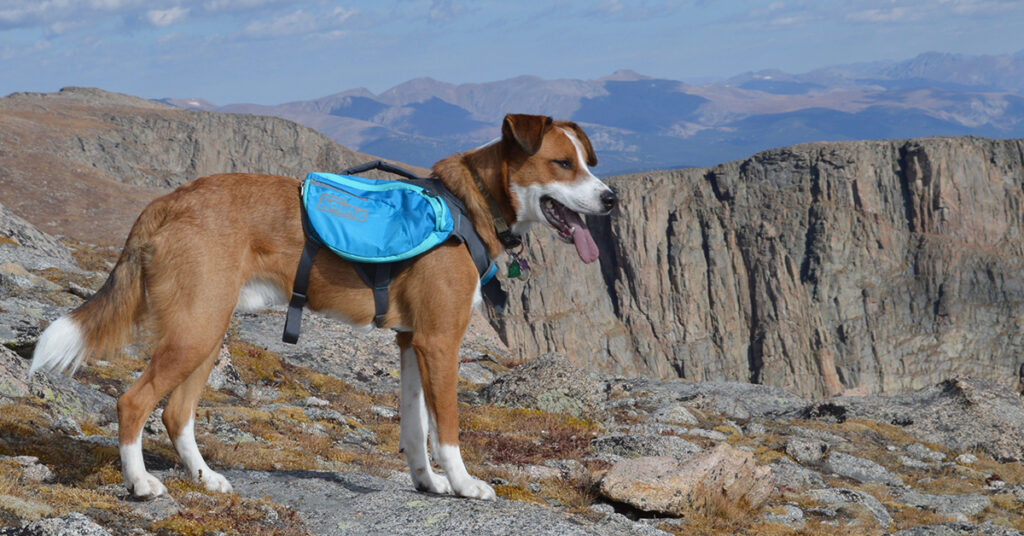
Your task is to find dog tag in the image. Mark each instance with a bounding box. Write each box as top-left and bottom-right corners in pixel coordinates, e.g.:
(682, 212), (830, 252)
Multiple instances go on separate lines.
(507, 260), (521, 279)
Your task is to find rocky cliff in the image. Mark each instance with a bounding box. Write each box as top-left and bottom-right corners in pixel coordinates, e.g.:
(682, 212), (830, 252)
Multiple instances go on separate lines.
(497, 137), (1024, 399)
(0, 87), (404, 246)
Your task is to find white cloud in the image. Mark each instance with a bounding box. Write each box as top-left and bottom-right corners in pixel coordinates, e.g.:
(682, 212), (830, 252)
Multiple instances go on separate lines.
(202, 0), (292, 13)
(845, 6), (920, 23)
(429, 0), (466, 22)
(146, 6), (190, 27)
(243, 6), (357, 38)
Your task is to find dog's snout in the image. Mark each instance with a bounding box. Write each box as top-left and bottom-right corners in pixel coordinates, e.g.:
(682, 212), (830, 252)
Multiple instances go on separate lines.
(600, 189), (618, 212)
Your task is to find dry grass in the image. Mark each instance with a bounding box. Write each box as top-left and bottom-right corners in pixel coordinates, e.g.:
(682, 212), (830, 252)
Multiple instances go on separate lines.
(970, 450), (1024, 485)
(63, 239), (119, 273)
(153, 479), (308, 536)
(459, 405), (601, 465)
(0, 402), (51, 438)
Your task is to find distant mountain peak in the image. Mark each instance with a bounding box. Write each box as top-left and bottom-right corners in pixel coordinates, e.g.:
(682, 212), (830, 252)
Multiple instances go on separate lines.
(378, 77), (457, 105)
(600, 69), (652, 82)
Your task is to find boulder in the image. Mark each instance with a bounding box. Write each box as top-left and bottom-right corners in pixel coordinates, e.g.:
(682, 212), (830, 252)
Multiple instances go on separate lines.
(481, 353), (606, 418)
(598, 444), (773, 516)
(823, 451), (902, 486)
(803, 488), (892, 528)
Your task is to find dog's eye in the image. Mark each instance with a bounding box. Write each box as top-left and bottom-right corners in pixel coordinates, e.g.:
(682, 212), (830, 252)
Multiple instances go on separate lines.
(554, 160), (573, 170)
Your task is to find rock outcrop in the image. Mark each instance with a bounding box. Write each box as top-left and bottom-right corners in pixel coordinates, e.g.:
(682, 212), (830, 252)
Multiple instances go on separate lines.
(497, 137), (1024, 398)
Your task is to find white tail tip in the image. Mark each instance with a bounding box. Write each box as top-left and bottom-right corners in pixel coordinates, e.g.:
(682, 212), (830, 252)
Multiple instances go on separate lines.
(30, 316), (86, 376)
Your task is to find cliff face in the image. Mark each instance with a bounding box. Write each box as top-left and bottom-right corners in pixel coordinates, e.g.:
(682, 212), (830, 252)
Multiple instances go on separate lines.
(497, 137), (1024, 399)
(0, 87), (389, 245)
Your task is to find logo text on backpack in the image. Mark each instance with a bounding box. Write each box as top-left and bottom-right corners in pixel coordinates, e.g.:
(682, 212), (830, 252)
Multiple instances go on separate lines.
(317, 193), (368, 222)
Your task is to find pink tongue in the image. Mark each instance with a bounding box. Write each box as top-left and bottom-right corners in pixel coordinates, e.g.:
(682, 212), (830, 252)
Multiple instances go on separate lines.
(564, 210), (600, 264)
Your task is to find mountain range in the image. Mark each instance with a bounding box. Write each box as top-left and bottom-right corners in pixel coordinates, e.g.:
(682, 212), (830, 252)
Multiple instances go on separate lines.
(160, 50), (1024, 175)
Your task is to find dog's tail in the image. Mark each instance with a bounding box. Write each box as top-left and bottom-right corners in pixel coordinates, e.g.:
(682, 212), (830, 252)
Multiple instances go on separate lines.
(30, 210), (158, 376)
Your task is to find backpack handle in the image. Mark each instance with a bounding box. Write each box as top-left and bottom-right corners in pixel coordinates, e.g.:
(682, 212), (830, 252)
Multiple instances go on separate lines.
(341, 160), (424, 182)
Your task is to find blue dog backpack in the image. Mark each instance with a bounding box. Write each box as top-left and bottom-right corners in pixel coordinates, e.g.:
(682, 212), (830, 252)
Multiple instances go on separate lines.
(302, 171), (455, 263)
(283, 160), (504, 343)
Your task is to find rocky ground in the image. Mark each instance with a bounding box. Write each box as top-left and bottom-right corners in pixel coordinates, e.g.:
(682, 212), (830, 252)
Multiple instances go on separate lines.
(3, 204), (1024, 536)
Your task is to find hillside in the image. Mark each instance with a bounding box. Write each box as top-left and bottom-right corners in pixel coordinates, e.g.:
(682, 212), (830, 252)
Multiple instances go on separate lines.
(1, 88), (1023, 535)
(0, 87), (404, 246)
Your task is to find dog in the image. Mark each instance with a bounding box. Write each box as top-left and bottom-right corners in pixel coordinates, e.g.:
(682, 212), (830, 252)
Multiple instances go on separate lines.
(29, 113), (616, 500)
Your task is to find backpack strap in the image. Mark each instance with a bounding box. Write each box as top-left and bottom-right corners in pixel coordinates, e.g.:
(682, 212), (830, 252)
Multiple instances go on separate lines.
(351, 261), (403, 329)
(283, 236), (320, 344)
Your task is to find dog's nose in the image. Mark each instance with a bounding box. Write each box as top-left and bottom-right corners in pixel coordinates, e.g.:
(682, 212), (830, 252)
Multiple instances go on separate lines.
(601, 189), (618, 212)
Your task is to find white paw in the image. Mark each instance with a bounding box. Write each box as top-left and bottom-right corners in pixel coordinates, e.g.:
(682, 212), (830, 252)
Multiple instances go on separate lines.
(412, 469), (452, 495)
(452, 476), (496, 500)
(128, 473), (167, 500)
(198, 470), (233, 493)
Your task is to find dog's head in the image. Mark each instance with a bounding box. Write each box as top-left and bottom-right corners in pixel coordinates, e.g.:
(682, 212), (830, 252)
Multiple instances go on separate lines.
(500, 114), (617, 264)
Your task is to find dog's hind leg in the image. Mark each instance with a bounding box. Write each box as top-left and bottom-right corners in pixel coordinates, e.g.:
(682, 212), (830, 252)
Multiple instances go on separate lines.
(117, 281), (236, 499)
(117, 336), (222, 499)
(396, 332), (453, 495)
(413, 333), (495, 500)
(162, 343), (232, 493)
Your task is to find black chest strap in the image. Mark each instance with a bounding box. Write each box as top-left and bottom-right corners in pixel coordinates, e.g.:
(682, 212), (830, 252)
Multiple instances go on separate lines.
(282, 237), (321, 344)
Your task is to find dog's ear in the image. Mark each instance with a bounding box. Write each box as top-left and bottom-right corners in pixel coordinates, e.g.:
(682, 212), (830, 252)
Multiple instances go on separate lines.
(561, 121), (598, 167)
(502, 114), (553, 156)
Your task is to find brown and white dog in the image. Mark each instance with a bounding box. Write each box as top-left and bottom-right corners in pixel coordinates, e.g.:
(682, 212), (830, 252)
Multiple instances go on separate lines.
(29, 114), (616, 500)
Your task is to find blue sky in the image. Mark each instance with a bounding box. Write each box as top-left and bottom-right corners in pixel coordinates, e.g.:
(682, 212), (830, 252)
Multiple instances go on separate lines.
(3, 0), (1024, 105)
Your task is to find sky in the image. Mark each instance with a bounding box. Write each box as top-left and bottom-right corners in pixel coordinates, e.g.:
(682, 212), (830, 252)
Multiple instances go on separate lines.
(2, 0), (1024, 105)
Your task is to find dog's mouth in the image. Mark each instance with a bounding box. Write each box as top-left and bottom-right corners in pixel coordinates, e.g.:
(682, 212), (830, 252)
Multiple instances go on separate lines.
(540, 196), (599, 264)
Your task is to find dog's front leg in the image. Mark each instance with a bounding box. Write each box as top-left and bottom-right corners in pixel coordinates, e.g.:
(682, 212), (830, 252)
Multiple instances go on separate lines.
(396, 333), (453, 495)
(412, 334), (496, 500)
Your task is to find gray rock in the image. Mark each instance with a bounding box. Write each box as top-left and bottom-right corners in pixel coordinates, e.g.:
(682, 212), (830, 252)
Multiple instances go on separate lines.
(482, 353), (605, 418)
(785, 437), (829, 465)
(763, 504), (804, 528)
(590, 433), (701, 460)
(995, 484), (1024, 503)
(300, 396), (330, 407)
(824, 451), (902, 486)
(802, 378), (1024, 462)
(770, 457), (827, 492)
(647, 404), (698, 426)
(542, 459), (585, 479)
(0, 512), (111, 536)
(905, 443), (946, 462)
(786, 425), (847, 445)
(743, 422), (767, 435)
(1, 345), (116, 425)
(890, 522), (1024, 536)
(304, 407), (351, 426)
(896, 490), (992, 518)
(0, 494), (55, 522)
(370, 405), (398, 419)
(684, 428), (729, 441)
(900, 455), (933, 469)
(224, 469), (657, 536)
(205, 345), (247, 397)
(0, 203), (79, 273)
(458, 361), (496, 385)
(233, 310), (401, 395)
(803, 488), (892, 528)
(956, 453), (978, 465)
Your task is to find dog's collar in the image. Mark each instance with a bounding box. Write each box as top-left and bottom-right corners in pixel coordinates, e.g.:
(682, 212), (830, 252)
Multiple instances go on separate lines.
(471, 170), (522, 250)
